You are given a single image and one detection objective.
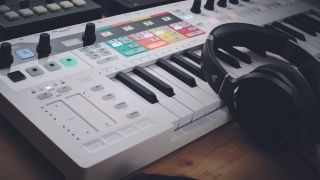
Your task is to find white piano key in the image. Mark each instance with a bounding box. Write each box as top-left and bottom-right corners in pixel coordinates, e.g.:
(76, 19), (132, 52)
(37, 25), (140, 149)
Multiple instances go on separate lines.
(150, 63), (219, 115)
(167, 60), (223, 110)
(128, 72), (193, 128)
(283, 22), (320, 54)
(111, 78), (179, 126)
(145, 66), (207, 121)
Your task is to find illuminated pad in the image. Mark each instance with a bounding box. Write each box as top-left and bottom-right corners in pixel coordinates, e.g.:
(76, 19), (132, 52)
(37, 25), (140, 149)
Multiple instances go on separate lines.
(168, 21), (205, 38)
(129, 31), (168, 50)
(106, 36), (147, 57)
(149, 26), (186, 43)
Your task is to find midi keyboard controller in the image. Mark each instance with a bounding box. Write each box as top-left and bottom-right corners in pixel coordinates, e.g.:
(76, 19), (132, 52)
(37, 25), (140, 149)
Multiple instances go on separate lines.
(0, 0), (320, 179)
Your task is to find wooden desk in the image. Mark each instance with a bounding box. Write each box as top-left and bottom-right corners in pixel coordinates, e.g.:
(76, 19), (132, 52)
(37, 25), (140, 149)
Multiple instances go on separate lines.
(0, 116), (317, 180)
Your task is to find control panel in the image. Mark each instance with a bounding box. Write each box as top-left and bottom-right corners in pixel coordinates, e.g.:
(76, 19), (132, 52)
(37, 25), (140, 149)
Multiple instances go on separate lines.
(0, 0), (319, 180)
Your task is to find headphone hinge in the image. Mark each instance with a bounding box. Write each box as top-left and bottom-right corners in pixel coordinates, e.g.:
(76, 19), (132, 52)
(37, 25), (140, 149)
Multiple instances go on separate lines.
(219, 75), (237, 114)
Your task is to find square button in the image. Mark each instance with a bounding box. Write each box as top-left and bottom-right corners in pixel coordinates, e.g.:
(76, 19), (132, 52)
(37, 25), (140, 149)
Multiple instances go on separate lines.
(37, 91), (53, 100)
(59, 56), (77, 67)
(4, 11), (20, 21)
(72, 0), (86, 7)
(60, 1), (74, 9)
(26, 66), (45, 77)
(7, 71), (26, 82)
(0, 5), (10, 14)
(47, 3), (61, 12)
(33, 6), (47, 15)
(18, 8), (34, 18)
(16, 49), (34, 59)
(43, 61), (61, 71)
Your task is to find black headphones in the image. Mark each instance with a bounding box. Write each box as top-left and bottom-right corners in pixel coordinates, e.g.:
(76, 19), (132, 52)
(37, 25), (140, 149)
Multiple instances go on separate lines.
(201, 23), (320, 153)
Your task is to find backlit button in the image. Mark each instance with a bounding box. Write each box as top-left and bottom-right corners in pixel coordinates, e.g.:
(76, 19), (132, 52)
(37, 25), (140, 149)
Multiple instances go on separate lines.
(99, 51), (111, 56)
(59, 56), (77, 67)
(118, 126), (139, 136)
(33, 6), (47, 15)
(56, 85), (72, 93)
(91, 85), (104, 92)
(16, 49), (34, 59)
(88, 54), (101, 60)
(96, 56), (118, 64)
(26, 66), (45, 77)
(85, 51), (97, 56)
(4, 11), (20, 21)
(7, 71), (26, 82)
(18, 8), (33, 18)
(126, 111), (140, 119)
(114, 102), (127, 109)
(102, 93), (115, 101)
(0, 5), (10, 14)
(72, 0), (86, 7)
(83, 139), (105, 152)
(90, 44), (101, 49)
(96, 48), (108, 53)
(60, 1), (74, 9)
(79, 47), (90, 52)
(43, 61), (61, 71)
(47, 3), (61, 12)
(37, 91), (53, 100)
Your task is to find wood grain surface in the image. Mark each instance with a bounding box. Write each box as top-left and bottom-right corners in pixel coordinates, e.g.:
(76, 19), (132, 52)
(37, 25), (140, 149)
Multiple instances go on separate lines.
(0, 115), (317, 180)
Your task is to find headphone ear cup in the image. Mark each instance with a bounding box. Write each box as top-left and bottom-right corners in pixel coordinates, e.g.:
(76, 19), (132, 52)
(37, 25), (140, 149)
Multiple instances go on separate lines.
(234, 71), (303, 152)
(298, 60), (320, 102)
(255, 63), (320, 144)
(255, 63), (318, 110)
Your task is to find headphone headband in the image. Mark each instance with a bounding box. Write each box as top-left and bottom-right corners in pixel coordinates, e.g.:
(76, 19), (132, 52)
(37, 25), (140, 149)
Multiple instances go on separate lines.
(202, 23), (319, 95)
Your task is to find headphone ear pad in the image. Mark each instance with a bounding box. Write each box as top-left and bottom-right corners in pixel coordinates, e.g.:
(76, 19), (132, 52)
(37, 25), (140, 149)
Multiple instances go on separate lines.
(255, 63), (319, 144)
(255, 63), (318, 109)
(298, 60), (320, 101)
(234, 70), (303, 152)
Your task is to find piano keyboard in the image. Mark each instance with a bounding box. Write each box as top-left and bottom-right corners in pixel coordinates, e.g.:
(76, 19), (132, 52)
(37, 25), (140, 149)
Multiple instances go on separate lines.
(1, 1), (319, 179)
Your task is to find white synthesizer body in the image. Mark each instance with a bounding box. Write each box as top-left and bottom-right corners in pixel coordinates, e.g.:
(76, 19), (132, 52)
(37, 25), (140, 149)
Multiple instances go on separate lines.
(0, 0), (320, 179)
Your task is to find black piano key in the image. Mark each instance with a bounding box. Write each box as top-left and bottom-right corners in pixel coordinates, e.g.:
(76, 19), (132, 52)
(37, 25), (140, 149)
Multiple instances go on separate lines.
(222, 47), (252, 64)
(284, 18), (317, 36)
(133, 66), (175, 97)
(116, 72), (158, 104)
(310, 10), (320, 19)
(216, 49), (241, 68)
(271, 22), (306, 41)
(156, 59), (197, 87)
(264, 24), (297, 42)
(183, 51), (201, 64)
(170, 55), (206, 81)
(293, 16), (320, 33)
(298, 14), (320, 31)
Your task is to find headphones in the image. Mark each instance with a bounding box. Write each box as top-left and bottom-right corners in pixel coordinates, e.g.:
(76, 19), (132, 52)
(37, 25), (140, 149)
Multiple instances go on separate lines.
(201, 23), (320, 153)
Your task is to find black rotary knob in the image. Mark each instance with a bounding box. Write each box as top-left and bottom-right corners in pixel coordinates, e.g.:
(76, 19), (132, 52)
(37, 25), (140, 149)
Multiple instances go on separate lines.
(82, 23), (96, 47)
(217, 0), (227, 7)
(204, 0), (215, 10)
(229, 0), (239, 4)
(0, 42), (13, 69)
(37, 33), (52, 58)
(190, 0), (202, 14)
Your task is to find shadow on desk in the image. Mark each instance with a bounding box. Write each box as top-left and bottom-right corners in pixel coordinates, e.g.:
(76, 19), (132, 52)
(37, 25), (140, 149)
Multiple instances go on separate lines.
(0, 115), (317, 180)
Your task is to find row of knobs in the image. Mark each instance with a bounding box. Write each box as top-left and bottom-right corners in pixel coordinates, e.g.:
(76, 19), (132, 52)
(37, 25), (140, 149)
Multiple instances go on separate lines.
(0, 23), (96, 68)
(191, 0), (250, 13)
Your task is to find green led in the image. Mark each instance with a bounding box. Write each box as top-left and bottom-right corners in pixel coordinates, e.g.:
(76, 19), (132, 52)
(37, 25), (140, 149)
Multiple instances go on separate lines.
(59, 56), (77, 67)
